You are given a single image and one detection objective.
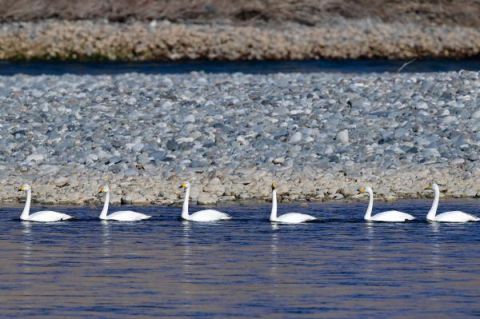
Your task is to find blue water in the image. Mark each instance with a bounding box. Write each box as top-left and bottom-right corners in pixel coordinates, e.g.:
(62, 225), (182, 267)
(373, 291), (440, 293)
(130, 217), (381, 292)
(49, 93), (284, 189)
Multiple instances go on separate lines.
(0, 200), (479, 318)
(2, 59), (480, 75)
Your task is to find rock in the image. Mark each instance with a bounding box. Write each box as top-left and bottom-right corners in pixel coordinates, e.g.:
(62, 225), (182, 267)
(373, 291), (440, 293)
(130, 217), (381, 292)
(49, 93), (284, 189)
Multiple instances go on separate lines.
(417, 101), (428, 110)
(472, 110), (480, 119)
(54, 177), (69, 188)
(272, 157), (285, 165)
(236, 136), (248, 145)
(26, 154), (45, 163)
(184, 114), (195, 123)
(197, 193), (218, 205)
(336, 130), (349, 144)
(203, 178), (225, 196)
(289, 132), (302, 144)
(124, 168), (138, 177)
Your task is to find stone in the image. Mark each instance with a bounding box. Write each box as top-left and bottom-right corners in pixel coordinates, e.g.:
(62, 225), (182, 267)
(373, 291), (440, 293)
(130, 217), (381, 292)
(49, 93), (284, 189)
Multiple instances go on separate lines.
(336, 130), (349, 144)
(289, 132), (302, 144)
(54, 177), (70, 188)
(197, 193), (218, 205)
(26, 154), (45, 163)
(272, 157), (285, 165)
(184, 114), (195, 123)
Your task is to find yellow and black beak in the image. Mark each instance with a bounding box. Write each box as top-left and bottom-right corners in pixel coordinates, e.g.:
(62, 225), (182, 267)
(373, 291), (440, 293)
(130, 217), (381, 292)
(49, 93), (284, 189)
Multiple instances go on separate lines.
(358, 187), (366, 194)
(179, 183), (187, 189)
(271, 182), (276, 190)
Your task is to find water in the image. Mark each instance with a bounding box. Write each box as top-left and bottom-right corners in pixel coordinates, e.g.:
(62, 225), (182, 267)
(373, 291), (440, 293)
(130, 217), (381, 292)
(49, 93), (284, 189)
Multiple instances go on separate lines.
(0, 200), (479, 318)
(3, 59), (480, 75)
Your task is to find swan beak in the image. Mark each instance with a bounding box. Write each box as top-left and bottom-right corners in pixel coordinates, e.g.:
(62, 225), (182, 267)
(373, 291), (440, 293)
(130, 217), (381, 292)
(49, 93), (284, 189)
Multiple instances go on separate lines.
(98, 187), (105, 193)
(179, 183), (187, 189)
(358, 187), (366, 194)
(271, 182), (276, 190)
(17, 186), (24, 191)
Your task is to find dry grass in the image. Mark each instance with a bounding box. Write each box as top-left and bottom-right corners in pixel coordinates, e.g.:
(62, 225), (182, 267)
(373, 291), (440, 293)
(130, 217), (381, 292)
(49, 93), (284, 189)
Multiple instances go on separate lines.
(0, 0), (479, 27)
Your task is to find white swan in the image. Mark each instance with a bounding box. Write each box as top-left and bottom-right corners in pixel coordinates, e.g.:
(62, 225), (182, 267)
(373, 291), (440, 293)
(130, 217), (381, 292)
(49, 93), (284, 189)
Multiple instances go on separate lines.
(98, 185), (151, 221)
(426, 183), (479, 223)
(18, 184), (73, 222)
(270, 183), (316, 223)
(359, 186), (415, 222)
(179, 182), (231, 222)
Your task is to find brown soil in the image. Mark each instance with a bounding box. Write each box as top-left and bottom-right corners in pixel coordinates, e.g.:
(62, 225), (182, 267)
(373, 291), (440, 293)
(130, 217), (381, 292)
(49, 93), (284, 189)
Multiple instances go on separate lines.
(0, 0), (479, 28)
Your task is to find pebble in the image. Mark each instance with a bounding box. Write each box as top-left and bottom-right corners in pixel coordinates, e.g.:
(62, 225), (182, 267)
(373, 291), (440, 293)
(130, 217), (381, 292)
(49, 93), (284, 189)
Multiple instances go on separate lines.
(289, 132), (302, 144)
(336, 130), (349, 144)
(184, 114), (195, 123)
(272, 157), (285, 165)
(26, 154), (45, 163)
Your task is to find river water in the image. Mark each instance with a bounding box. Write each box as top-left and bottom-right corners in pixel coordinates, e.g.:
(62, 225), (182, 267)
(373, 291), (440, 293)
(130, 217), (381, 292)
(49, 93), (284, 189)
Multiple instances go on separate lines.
(2, 59), (480, 75)
(0, 200), (479, 318)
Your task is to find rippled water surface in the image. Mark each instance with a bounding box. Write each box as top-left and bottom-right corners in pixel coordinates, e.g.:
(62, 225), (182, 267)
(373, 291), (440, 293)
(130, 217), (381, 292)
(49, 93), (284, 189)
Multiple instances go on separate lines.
(1, 200), (479, 318)
(3, 59), (480, 75)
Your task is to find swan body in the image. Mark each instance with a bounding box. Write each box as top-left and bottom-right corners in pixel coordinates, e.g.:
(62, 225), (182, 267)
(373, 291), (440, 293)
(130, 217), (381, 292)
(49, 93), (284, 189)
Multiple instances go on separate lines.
(367, 210), (415, 222)
(431, 211), (479, 223)
(18, 184), (73, 222)
(426, 183), (479, 223)
(185, 209), (231, 222)
(179, 182), (231, 222)
(23, 211), (72, 222)
(101, 210), (151, 222)
(98, 185), (151, 221)
(270, 184), (316, 223)
(360, 186), (415, 222)
(272, 212), (316, 223)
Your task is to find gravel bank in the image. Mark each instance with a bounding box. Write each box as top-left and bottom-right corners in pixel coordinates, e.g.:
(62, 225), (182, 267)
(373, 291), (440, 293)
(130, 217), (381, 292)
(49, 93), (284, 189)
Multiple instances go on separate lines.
(1, 71), (479, 205)
(1, 19), (480, 61)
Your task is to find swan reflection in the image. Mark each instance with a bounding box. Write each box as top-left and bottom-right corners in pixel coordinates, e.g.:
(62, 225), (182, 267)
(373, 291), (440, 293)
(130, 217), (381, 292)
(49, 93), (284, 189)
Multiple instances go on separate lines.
(101, 220), (112, 259)
(21, 221), (33, 267)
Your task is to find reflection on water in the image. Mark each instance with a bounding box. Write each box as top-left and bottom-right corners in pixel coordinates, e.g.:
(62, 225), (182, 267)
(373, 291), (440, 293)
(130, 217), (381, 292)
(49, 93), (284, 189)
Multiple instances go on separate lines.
(269, 223), (279, 279)
(181, 220), (193, 299)
(0, 200), (479, 318)
(363, 222), (377, 274)
(21, 222), (32, 273)
(101, 220), (111, 258)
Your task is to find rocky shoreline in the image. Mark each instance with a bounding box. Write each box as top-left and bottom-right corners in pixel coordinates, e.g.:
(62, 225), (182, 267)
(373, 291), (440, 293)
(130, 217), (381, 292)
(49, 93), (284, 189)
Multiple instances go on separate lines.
(1, 19), (480, 61)
(0, 71), (479, 205)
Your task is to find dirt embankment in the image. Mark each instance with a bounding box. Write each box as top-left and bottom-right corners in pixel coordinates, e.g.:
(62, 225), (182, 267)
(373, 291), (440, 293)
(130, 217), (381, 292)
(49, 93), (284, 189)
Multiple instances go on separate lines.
(0, 0), (480, 60)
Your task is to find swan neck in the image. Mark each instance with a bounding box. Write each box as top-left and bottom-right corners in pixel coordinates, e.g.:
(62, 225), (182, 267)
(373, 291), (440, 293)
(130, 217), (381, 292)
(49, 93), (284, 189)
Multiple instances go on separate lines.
(100, 191), (109, 219)
(270, 190), (277, 221)
(182, 186), (190, 219)
(20, 189), (31, 220)
(364, 189), (373, 220)
(427, 187), (439, 220)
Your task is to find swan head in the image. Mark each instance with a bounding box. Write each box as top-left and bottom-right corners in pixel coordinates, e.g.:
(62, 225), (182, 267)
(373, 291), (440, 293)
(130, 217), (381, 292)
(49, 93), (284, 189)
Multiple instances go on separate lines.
(358, 186), (372, 194)
(98, 185), (110, 193)
(179, 182), (190, 190)
(271, 182), (276, 191)
(424, 183), (439, 192)
(18, 184), (31, 191)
